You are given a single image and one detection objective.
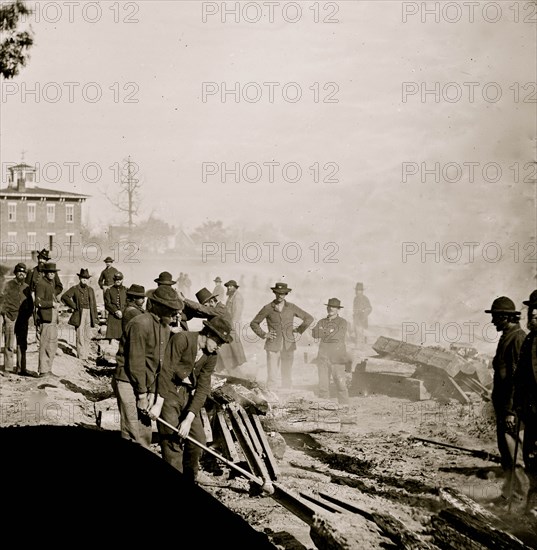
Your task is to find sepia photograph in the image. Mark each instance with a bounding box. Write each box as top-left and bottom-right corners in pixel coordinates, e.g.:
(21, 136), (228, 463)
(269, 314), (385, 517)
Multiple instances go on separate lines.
(0, 0), (536, 547)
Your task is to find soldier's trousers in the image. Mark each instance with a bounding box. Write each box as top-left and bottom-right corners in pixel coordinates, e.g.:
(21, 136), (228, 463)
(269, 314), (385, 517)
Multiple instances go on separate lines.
(523, 413), (537, 511)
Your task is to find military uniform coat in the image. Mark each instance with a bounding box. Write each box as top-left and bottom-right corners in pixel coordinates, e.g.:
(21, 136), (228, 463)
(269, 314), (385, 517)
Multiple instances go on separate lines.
(61, 284), (99, 328)
(104, 285), (127, 339)
(312, 315), (349, 364)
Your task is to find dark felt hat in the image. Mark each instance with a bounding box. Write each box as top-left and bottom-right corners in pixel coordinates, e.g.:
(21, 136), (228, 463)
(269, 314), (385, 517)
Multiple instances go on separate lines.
(355, 282), (364, 290)
(103, 257), (114, 263)
(37, 248), (50, 260)
(13, 263), (27, 274)
(325, 298), (343, 308)
(154, 271), (176, 285)
(523, 290), (537, 308)
(146, 286), (183, 311)
(126, 284), (146, 298)
(196, 287), (218, 305)
(202, 316), (233, 344)
(77, 268), (91, 279)
(271, 282), (291, 294)
(42, 262), (60, 272)
(485, 296), (520, 314)
(214, 277), (222, 283)
(113, 272), (124, 281)
(224, 279), (239, 288)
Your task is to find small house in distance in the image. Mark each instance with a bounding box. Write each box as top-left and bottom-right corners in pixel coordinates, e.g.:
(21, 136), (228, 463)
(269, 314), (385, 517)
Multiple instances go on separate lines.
(0, 162), (89, 262)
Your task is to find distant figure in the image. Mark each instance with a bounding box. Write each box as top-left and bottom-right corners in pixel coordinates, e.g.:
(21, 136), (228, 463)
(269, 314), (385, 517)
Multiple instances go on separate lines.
(176, 272), (186, 295)
(61, 268), (99, 363)
(352, 282), (372, 344)
(104, 272), (127, 341)
(312, 298), (350, 407)
(98, 257), (119, 301)
(212, 277), (225, 303)
(250, 282), (313, 390)
(218, 279), (247, 371)
(183, 273), (192, 297)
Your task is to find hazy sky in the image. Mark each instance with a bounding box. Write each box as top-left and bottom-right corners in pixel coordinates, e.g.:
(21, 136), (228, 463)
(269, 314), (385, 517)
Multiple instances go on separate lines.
(1, 0), (535, 330)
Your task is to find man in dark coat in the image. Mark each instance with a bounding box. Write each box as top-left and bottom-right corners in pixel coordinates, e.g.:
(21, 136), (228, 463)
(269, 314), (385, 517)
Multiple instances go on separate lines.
(312, 298), (350, 407)
(98, 257), (119, 299)
(149, 316), (233, 481)
(0, 263), (33, 374)
(113, 285), (183, 448)
(25, 248), (63, 294)
(483, 296), (529, 509)
(104, 272), (127, 341)
(61, 268), (99, 362)
(250, 282), (313, 390)
(34, 262), (62, 377)
(122, 284), (146, 332)
(352, 282), (372, 344)
(514, 290), (537, 519)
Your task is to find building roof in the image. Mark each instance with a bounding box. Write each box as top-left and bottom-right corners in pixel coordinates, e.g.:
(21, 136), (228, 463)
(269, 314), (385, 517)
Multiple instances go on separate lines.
(0, 186), (89, 199)
(8, 163), (35, 171)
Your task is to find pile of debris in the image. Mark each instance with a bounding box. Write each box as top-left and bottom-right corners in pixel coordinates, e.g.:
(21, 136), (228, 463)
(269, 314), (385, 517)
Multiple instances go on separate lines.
(351, 336), (491, 404)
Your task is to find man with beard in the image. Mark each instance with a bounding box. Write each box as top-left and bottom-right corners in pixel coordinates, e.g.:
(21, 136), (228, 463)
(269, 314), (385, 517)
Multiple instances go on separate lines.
(514, 290), (537, 519)
(149, 316), (233, 482)
(485, 296), (528, 511)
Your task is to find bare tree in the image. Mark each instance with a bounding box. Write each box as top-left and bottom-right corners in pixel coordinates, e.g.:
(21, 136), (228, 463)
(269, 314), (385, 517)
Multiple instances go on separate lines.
(104, 156), (141, 236)
(0, 0), (34, 79)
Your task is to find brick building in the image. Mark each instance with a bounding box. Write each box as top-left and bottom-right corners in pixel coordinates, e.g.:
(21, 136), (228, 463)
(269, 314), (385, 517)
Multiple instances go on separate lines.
(0, 162), (89, 262)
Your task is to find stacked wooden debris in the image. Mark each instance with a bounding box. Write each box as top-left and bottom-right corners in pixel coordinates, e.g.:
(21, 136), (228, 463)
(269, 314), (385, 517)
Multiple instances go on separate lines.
(351, 336), (491, 404)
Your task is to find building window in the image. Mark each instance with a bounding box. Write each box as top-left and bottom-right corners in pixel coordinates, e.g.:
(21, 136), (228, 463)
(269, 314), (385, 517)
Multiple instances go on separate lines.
(27, 232), (37, 250)
(66, 204), (74, 223)
(27, 203), (36, 222)
(7, 232), (17, 242)
(47, 233), (55, 250)
(8, 203), (16, 222)
(47, 203), (55, 223)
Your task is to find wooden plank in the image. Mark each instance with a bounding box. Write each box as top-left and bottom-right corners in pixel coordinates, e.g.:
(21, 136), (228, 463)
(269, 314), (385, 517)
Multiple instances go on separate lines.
(351, 371), (429, 401)
(200, 407), (213, 445)
(250, 413), (281, 481)
(228, 403), (272, 482)
(236, 405), (264, 457)
(215, 410), (240, 463)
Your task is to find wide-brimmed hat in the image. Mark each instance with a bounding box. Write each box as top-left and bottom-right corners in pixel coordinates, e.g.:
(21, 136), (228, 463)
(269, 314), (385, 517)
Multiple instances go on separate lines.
(202, 316), (233, 344)
(146, 286), (183, 311)
(224, 279), (239, 288)
(355, 282), (364, 290)
(485, 296), (520, 314)
(103, 257), (114, 263)
(113, 272), (124, 281)
(77, 268), (91, 279)
(13, 263), (27, 274)
(325, 298), (343, 309)
(154, 271), (176, 285)
(196, 287), (218, 305)
(214, 277), (222, 283)
(37, 248), (50, 260)
(42, 262), (60, 272)
(126, 284), (146, 298)
(271, 282), (291, 294)
(523, 290), (537, 308)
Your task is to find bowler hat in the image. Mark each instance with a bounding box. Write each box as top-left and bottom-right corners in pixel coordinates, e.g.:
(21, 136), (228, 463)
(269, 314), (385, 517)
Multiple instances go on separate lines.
(485, 296), (520, 314)
(77, 268), (91, 279)
(42, 262), (60, 272)
(103, 257), (114, 263)
(13, 263), (27, 274)
(113, 272), (124, 281)
(325, 298), (343, 308)
(146, 286), (183, 311)
(202, 316), (233, 344)
(224, 279), (239, 288)
(214, 277), (222, 283)
(356, 282), (364, 290)
(196, 287), (218, 305)
(523, 290), (537, 308)
(37, 248), (50, 260)
(271, 282), (291, 294)
(126, 284), (146, 298)
(154, 271), (176, 285)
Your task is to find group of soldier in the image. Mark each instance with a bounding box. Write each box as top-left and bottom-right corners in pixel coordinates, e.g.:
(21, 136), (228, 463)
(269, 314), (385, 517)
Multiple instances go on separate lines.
(486, 291), (537, 519)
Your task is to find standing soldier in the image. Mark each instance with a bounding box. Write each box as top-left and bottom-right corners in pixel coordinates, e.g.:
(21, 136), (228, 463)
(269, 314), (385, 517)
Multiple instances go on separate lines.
(104, 272), (127, 342)
(514, 290), (537, 520)
(0, 263), (33, 374)
(212, 277), (225, 303)
(98, 257), (119, 302)
(312, 298), (350, 408)
(219, 279), (247, 371)
(484, 296), (528, 510)
(61, 268), (99, 363)
(250, 282), (313, 390)
(352, 282), (372, 344)
(34, 262), (62, 378)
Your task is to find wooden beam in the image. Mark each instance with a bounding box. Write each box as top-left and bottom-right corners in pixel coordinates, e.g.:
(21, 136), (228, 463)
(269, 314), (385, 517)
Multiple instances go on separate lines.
(200, 407), (213, 446)
(214, 410), (240, 463)
(250, 413), (281, 481)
